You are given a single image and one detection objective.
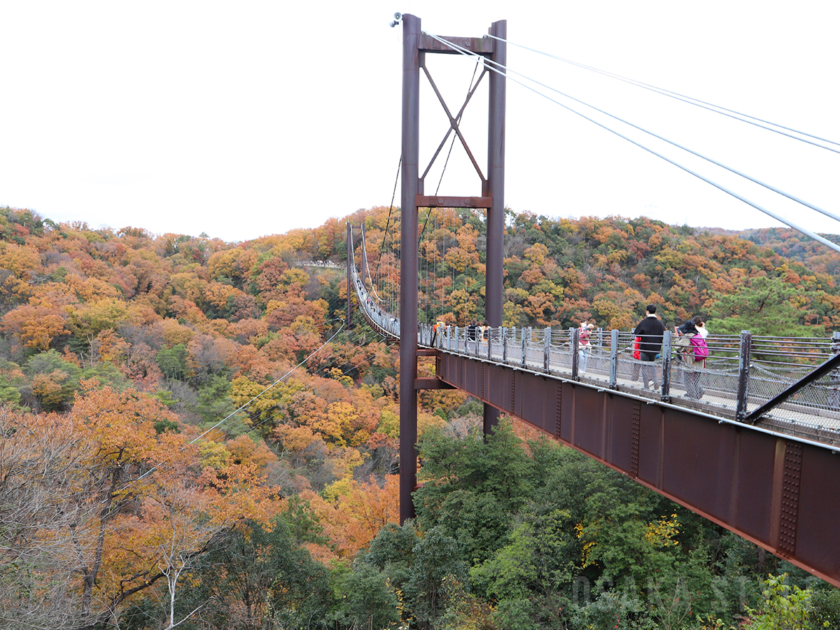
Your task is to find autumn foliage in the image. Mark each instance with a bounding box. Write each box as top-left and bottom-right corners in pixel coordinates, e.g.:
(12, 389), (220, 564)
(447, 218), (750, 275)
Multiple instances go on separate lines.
(0, 204), (838, 628)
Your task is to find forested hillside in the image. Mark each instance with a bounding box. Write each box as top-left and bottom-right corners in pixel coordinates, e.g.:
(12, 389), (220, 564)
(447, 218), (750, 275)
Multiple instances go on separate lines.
(1, 204), (838, 629)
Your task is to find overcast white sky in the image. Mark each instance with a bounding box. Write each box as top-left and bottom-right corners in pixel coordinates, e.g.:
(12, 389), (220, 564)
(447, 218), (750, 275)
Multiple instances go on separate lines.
(1, 1), (838, 243)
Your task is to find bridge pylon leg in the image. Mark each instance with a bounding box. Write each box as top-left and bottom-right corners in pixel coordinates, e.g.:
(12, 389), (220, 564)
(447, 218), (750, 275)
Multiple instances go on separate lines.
(399, 13), (508, 514)
(399, 13), (421, 524)
(483, 19), (507, 438)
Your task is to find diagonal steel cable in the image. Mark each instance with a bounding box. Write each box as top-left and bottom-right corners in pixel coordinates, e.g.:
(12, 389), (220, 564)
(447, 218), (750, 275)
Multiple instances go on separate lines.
(485, 33), (840, 155)
(425, 32), (840, 256)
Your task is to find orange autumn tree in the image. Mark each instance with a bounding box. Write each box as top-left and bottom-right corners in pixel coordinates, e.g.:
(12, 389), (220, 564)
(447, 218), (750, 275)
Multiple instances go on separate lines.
(0, 382), (276, 629)
(2, 302), (69, 350)
(301, 475), (400, 562)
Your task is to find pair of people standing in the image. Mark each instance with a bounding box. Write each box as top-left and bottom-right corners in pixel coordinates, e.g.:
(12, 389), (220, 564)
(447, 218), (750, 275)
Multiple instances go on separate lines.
(632, 306), (710, 398)
(466, 320), (489, 350)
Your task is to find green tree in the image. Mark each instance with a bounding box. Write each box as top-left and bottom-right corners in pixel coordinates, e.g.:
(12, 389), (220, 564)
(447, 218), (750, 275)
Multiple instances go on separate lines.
(195, 374), (247, 433)
(472, 508), (578, 630)
(745, 573), (811, 630)
(157, 518), (333, 630)
(706, 276), (824, 337)
(156, 343), (187, 380)
(405, 527), (469, 629)
(330, 562), (400, 629)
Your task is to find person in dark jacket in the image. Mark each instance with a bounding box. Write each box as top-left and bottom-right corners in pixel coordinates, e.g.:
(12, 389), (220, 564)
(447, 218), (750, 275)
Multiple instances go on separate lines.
(466, 321), (477, 352)
(633, 304), (666, 390)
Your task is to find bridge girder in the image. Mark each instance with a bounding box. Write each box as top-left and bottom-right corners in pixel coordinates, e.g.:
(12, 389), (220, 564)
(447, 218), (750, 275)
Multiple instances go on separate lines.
(436, 350), (840, 589)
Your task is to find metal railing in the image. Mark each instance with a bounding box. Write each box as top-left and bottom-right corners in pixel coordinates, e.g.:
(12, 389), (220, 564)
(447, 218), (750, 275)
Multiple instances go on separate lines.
(350, 263), (840, 439)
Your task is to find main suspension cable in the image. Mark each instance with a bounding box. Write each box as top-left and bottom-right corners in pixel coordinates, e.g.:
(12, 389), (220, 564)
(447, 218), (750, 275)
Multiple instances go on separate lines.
(478, 38), (840, 224)
(426, 33), (840, 256)
(485, 34), (840, 155)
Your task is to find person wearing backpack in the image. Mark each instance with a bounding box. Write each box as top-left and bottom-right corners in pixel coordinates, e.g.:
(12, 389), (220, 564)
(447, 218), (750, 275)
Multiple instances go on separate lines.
(676, 316), (708, 399)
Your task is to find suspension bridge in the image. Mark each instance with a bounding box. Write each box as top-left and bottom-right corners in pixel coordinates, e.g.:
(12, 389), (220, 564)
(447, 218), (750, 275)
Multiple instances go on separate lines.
(342, 14), (840, 588)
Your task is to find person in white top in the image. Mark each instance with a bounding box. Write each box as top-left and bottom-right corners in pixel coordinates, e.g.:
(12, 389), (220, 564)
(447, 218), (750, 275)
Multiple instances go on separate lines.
(578, 322), (595, 373)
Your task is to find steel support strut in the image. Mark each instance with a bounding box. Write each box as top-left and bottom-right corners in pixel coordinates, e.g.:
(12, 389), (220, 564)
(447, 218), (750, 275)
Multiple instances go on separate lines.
(483, 19), (506, 437)
(399, 14), (421, 524)
(745, 350), (840, 424)
(346, 223), (353, 329)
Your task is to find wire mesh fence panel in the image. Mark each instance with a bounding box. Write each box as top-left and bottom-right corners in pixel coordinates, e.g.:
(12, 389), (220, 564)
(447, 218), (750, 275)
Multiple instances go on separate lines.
(488, 331), (500, 362)
(757, 375), (840, 430)
(580, 347), (611, 382)
(525, 341), (544, 370)
(551, 328), (572, 345)
(549, 346), (573, 375)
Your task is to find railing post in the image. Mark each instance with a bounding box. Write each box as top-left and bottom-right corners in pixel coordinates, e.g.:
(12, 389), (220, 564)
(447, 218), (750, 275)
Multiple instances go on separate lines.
(488, 327), (493, 360)
(830, 332), (840, 409)
(454, 326), (459, 353)
(661, 330), (672, 402)
(502, 327), (508, 363)
(571, 328), (580, 380)
(597, 327), (604, 350)
(610, 329), (618, 389)
(544, 327), (551, 373)
(736, 330), (752, 421)
(521, 328), (528, 368)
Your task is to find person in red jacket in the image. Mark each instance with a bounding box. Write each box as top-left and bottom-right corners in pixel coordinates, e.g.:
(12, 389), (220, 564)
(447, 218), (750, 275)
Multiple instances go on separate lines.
(631, 335), (641, 382)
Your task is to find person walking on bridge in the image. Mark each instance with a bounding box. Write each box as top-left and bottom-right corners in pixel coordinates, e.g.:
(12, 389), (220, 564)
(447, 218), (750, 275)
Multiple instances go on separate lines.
(633, 304), (665, 390)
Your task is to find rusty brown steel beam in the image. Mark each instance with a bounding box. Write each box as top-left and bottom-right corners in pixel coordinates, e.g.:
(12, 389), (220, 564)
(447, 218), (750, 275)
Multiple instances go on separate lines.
(420, 69), (487, 184)
(483, 19), (506, 437)
(435, 351), (840, 588)
(421, 66), (487, 185)
(414, 377), (455, 390)
(399, 13), (421, 524)
(418, 34), (493, 55)
(416, 195), (492, 209)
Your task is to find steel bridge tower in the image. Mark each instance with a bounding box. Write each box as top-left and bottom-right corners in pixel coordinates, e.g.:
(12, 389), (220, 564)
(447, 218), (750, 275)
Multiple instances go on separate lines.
(399, 14), (507, 522)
